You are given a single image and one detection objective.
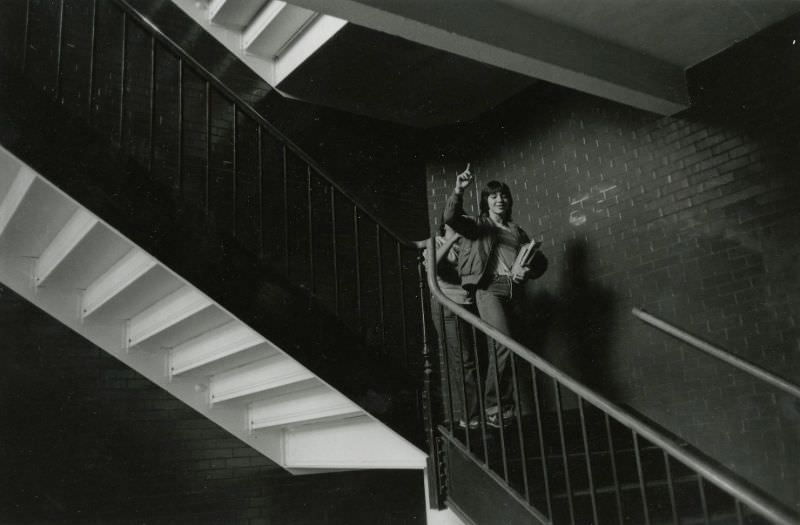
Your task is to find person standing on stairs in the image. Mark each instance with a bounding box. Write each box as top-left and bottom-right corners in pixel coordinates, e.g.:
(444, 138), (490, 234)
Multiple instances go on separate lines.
(427, 218), (480, 430)
(444, 164), (547, 428)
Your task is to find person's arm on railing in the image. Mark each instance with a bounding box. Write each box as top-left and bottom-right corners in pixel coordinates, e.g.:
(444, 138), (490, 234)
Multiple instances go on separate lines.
(444, 164), (479, 239)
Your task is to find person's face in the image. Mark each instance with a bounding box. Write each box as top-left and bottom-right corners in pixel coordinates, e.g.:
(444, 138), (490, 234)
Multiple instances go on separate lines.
(487, 191), (510, 217)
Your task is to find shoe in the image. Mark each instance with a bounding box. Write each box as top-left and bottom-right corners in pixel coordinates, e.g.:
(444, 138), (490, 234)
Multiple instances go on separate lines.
(458, 418), (480, 430)
(486, 408), (514, 429)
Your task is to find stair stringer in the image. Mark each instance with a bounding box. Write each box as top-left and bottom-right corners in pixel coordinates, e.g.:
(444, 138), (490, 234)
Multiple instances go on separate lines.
(0, 145), (426, 473)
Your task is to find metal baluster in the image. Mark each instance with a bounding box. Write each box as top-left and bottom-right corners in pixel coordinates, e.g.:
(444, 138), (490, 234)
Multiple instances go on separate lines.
(21, 0), (31, 71)
(396, 243), (408, 368)
(282, 145), (289, 275)
(578, 397), (599, 525)
(177, 59), (184, 193)
(554, 381), (576, 525)
(55, 0), (65, 100)
(148, 36), (156, 172)
(633, 432), (651, 525)
(86, 0), (97, 118)
(604, 413), (624, 525)
(376, 225), (386, 352)
(231, 102), (237, 235)
(257, 125), (264, 259)
(531, 367), (553, 521)
(307, 166), (314, 295)
(490, 337), (510, 483)
(472, 325), (490, 463)
(698, 477), (710, 525)
(509, 354), (530, 503)
(663, 451), (678, 525)
(331, 190), (339, 315)
(353, 206), (362, 332)
(118, 11), (127, 148)
(204, 81), (211, 214)
(735, 500), (745, 525)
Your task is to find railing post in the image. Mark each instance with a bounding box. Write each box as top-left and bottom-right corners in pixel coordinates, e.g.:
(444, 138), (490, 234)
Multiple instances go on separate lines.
(418, 249), (445, 509)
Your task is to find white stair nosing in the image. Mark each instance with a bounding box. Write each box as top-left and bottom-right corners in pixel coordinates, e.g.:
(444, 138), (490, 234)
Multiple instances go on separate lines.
(0, 167), (36, 238)
(34, 209), (99, 286)
(169, 322), (266, 376)
(127, 287), (213, 348)
(250, 404), (362, 431)
(81, 249), (158, 319)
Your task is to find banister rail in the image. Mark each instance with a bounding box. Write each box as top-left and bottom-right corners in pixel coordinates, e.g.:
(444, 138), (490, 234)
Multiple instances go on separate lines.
(111, 0), (414, 249)
(425, 239), (798, 525)
(632, 307), (800, 400)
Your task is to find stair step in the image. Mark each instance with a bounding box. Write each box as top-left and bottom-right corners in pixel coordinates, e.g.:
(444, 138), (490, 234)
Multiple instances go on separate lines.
(249, 384), (362, 431)
(0, 166), (35, 238)
(34, 209), (99, 286)
(126, 286), (215, 348)
(169, 321), (270, 377)
(208, 0), (270, 29)
(82, 249), (158, 319)
(210, 354), (315, 404)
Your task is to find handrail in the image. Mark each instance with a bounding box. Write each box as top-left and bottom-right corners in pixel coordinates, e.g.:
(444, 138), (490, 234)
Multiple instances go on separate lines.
(425, 238), (798, 525)
(112, 0), (415, 248)
(632, 307), (800, 400)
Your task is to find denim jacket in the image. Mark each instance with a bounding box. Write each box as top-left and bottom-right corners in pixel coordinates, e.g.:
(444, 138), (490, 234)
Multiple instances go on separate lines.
(443, 190), (541, 288)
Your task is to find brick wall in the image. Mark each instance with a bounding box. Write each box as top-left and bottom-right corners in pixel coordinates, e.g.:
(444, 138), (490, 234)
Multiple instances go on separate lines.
(424, 18), (800, 509)
(0, 284), (425, 524)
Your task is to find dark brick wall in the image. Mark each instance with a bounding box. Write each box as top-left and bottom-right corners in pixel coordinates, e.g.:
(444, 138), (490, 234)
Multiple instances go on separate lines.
(424, 18), (800, 509)
(0, 284), (425, 524)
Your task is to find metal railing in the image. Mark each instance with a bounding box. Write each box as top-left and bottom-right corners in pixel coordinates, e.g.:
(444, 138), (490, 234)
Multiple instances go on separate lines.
(632, 307), (800, 400)
(14, 0), (426, 375)
(426, 238), (798, 525)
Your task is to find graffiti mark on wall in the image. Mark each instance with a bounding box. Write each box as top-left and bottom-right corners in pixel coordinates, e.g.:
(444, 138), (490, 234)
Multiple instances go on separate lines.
(568, 183), (617, 227)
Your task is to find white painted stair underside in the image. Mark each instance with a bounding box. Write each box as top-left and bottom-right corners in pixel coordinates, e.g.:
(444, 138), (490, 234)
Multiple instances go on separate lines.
(0, 144), (425, 472)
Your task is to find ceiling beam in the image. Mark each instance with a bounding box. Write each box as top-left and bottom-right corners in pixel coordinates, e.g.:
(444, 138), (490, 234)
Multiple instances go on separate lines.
(285, 0), (689, 115)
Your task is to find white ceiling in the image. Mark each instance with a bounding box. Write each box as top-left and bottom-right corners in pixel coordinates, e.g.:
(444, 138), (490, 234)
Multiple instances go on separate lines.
(496, 0), (800, 67)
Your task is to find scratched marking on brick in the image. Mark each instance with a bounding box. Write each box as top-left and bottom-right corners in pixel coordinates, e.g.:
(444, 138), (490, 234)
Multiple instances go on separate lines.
(568, 183), (618, 226)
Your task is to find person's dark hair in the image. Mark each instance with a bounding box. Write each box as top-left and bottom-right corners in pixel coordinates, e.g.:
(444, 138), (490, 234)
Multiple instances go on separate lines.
(479, 180), (513, 219)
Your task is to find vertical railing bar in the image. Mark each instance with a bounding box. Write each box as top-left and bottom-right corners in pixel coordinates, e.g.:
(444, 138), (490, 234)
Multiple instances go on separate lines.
(21, 0), (31, 71)
(663, 451), (678, 525)
(257, 125), (264, 259)
(490, 339), (510, 483)
(148, 36), (156, 172)
(633, 432), (651, 525)
(604, 413), (625, 525)
(204, 81), (212, 214)
(396, 243), (408, 368)
(231, 104), (237, 235)
(376, 224), (386, 352)
(578, 397), (599, 525)
(531, 367), (553, 520)
(353, 206), (362, 332)
(735, 500), (744, 525)
(456, 316), (472, 449)
(307, 166), (314, 295)
(509, 355), (531, 503)
(698, 477), (711, 525)
(554, 380), (576, 525)
(331, 190), (340, 315)
(177, 59), (184, 193)
(282, 145), (290, 276)
(118, 11), (127, 148)
(472, 325), (490, 463)
(86, 0), (97, 119)
(55, 0), (65, 100)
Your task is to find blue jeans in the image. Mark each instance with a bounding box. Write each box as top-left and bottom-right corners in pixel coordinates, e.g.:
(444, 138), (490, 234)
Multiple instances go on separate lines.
(475, 276), (518, 415)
